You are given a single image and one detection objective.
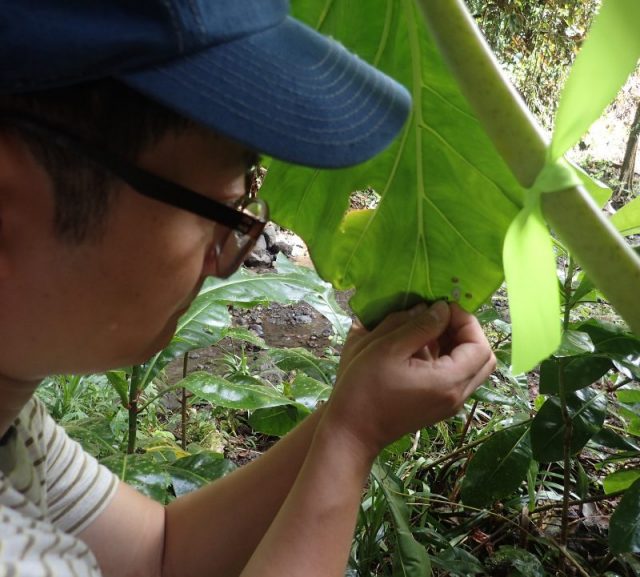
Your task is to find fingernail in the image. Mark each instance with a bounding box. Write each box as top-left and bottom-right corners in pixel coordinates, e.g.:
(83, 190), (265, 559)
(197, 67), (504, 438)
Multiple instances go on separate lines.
(428, 300), (448, 322)
(408, 302), (428, 316)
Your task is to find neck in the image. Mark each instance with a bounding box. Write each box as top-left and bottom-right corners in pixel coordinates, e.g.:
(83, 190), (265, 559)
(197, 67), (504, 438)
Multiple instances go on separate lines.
(0, 373), (39, 438)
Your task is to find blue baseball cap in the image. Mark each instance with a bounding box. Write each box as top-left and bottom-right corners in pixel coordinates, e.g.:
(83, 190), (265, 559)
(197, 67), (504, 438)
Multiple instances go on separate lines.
(1, 0), (411, 168)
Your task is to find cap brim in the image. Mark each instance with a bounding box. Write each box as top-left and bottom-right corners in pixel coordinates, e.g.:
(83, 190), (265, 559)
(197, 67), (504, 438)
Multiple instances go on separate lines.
(119, 17), (411, 168)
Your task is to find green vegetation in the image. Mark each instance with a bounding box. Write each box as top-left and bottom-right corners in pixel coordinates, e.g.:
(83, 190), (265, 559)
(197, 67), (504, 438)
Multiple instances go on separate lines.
(38, 1), (640, 575)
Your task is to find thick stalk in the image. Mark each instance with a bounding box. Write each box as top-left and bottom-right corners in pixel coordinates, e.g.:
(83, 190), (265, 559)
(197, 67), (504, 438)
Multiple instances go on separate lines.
(417, 0), (640, 337)
(559, 265), (576, 547)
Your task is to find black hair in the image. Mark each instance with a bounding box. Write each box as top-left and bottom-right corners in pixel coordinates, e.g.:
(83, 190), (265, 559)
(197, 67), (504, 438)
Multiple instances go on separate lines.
(0, 79), (192, 242)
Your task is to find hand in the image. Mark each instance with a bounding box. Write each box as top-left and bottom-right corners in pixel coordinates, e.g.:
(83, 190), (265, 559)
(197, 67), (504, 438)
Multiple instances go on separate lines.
(323, 301), (496, 460)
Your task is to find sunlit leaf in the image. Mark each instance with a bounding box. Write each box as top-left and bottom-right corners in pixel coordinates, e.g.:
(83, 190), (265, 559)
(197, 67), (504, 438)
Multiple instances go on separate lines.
(551, 0), (640, 159)
(265, 0), (523, 330)
(611, 196), (640, 237)
(289, 374), (332, 409)
(181, 372), (292, 411)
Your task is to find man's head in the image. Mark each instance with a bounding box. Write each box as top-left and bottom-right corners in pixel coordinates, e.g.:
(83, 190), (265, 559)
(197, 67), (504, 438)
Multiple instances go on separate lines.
(0, 0), (411, 380)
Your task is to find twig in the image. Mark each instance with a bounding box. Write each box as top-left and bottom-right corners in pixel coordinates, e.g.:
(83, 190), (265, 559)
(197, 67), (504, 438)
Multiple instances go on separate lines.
(457, 400), (479, 449)
(545, 536), (592, 577)
(532, 490), (625, 514)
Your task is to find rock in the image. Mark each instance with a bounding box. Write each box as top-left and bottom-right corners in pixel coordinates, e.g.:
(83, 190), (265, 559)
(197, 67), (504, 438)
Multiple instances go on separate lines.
(245, 246), (274, 268)
(248, 323), (264, 337)
(273, 241), (293, 257)
(262, 222), (278, 249)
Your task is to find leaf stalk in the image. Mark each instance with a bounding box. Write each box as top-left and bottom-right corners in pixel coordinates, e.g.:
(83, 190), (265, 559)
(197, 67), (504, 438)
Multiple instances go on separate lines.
(416, 0), (640, 336)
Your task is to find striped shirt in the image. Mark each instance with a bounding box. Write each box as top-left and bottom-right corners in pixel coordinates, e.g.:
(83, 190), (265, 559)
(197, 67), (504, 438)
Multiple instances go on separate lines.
(0, 397), (118, 576)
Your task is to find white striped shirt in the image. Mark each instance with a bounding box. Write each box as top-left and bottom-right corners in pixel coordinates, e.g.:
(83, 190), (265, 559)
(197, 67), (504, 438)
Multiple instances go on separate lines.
(0, 397), (118, 576)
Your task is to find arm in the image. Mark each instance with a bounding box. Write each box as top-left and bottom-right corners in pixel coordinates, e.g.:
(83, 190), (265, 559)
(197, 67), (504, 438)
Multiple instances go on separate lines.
(81, 301), (494, 577)
(234, 301), (495, 577)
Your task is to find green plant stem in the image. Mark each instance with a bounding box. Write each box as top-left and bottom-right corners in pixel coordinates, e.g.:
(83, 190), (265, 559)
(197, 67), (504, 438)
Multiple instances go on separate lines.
(417, 0), (640, 337)
(559, 259), (576, 547)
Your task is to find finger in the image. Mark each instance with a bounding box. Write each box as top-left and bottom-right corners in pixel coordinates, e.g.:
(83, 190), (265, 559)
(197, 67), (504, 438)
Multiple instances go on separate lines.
(462, 352), (497, 398)
(384, 301), (451, 358)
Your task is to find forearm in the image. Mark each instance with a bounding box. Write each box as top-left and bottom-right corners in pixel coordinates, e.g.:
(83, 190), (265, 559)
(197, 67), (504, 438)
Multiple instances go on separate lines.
(238, 413), (375, 577)
(163, 405), (325, 577)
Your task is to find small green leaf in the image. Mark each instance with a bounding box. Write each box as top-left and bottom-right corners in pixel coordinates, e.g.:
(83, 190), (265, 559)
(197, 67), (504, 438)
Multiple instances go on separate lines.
(617, 388), (640, 405)
(539, 356), (611, 395)
(105, 371), (130, 408)
(611, 196), (640, 237)
(531, 389), (607, 463)
(248, 405), (309, 437)
(471, 384), (518, 406)
(289, 374), (332, 409)
(268, 348), (338, 384)
(461, 424), (532, 508)
(610, 478), (640, 554)
(431, 547), (485, 576)
(170, 453), (236, 497)
(551, 0), (640, 159)
(604, 470), (640, 495)
(181, 372), (292, 411)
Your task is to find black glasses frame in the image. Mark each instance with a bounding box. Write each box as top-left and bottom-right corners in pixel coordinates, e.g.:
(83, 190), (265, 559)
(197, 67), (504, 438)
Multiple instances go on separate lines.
(0, 112), (268, 238)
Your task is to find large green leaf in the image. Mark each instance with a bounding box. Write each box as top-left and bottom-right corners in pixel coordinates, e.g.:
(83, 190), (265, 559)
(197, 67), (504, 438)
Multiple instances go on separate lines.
(180, 372), (292, 411)
(461, 424), (532, 508)
(531, 389), (607, 463)
(134, 258), (350, 389)
(539, 355), (612, 395)
(486, 546), (544, 577)
(264, 0), (522, 329)
(371, 462), (431, 577)
(610, 478), (640, 554)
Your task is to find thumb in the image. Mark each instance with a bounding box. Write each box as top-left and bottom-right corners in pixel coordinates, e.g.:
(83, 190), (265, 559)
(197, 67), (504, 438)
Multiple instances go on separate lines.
(384, 301), (451, 358)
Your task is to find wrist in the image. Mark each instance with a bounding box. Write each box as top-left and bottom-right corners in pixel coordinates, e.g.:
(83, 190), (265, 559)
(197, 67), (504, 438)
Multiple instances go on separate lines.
(315, 405), (381, 468)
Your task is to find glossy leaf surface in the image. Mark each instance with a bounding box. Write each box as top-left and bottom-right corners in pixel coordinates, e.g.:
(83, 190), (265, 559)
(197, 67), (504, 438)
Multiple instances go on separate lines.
(181, 372), (292, 411)
(531, 389), (607, 463)
(612, 196), (640, 238)
(248, 405), (309, 437)
(539, 355), (611, 395)
(461, 424), (532, 508)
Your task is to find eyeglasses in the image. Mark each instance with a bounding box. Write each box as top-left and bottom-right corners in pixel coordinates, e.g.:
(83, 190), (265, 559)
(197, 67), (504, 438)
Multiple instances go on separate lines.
(0, 113), (269, 278)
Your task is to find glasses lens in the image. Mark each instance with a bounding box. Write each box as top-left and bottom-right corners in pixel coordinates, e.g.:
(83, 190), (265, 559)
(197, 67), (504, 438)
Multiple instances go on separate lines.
(216, 198), (268, 277)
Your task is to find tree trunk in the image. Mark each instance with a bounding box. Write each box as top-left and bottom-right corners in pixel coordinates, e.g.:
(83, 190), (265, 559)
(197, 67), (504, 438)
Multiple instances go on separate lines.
(620, 100), (640, 193)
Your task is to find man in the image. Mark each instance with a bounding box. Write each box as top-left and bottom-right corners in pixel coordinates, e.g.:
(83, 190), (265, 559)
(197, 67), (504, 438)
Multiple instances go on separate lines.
(0, 1), (496, 576)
